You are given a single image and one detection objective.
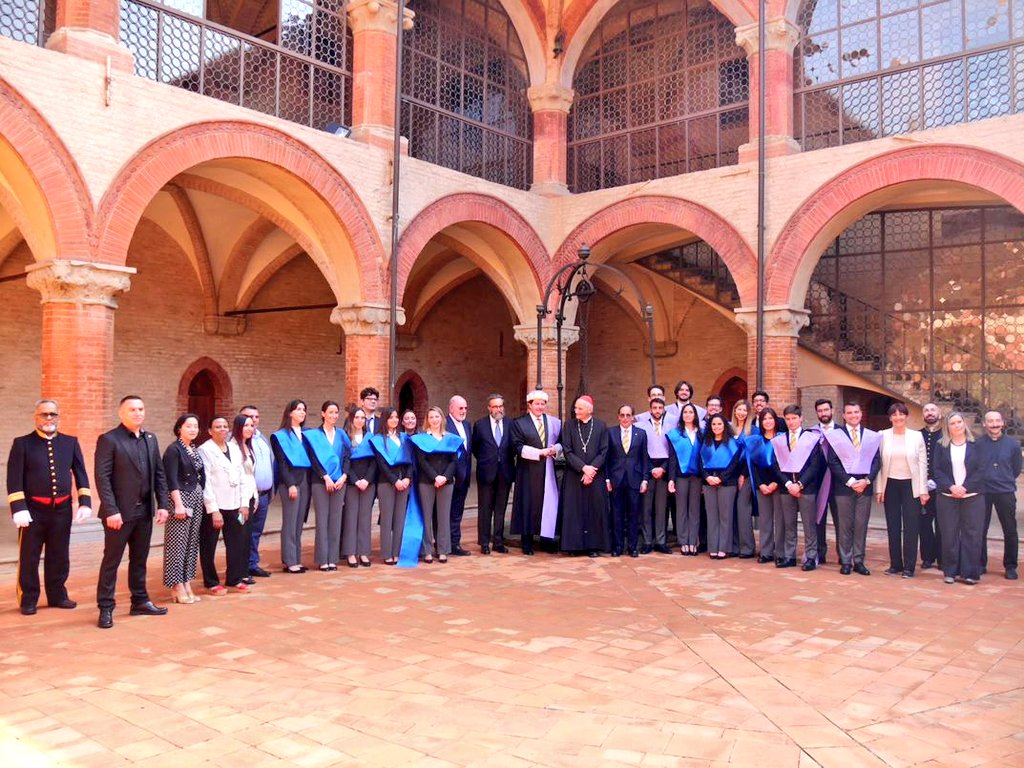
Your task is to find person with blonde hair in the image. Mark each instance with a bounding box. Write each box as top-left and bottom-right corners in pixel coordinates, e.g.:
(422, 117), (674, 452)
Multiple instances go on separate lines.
(933, 412), (986, 585)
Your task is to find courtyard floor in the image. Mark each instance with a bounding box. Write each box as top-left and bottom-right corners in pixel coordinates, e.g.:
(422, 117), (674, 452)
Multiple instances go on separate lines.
(1, 520), (1022, 768)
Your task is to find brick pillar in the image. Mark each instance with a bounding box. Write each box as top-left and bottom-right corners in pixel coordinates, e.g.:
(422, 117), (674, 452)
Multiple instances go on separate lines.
(735, 18), (800, 163)
(513, 323), (579, 417)
(528, 83), (574, 196)
(48, 0), (134, 71)
(332, 302), (406, 406)
(25, 260), (135, 464)
(346, 0), (415, 150)
(734, 305), (809, 407)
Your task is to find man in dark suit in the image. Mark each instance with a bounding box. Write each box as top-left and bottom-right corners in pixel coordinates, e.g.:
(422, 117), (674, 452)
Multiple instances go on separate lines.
(7, 399), (92, 615)
(605, 404), (650, 557)
(472, 393), (515, 554)
(95, 395), (171, 628)
(446, 394), (473, 556)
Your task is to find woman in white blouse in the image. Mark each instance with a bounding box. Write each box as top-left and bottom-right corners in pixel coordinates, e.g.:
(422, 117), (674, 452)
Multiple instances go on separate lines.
(876, 402), (929, 578)
(932, 412), (987, 585)
(199, 416), (252, 594)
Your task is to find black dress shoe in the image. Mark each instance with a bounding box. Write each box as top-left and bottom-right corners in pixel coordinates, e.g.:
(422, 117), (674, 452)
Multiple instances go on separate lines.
(920, 561), (935, 570)
(853, 563), (871, 576)
(241, 576), (257, 585)
(249, 567), (272, 578)
(588, 550), (600, 557)
(481, 545), (491, 555)
(629, 549), (639, 558)
(840, 564), (852, 575)
(50, 598), (77, 609)
(98, 608), (113, 629)
(757, 555), (773, 564)
(493, 544), (509, 554)
(611, 549), (622, 557)
(884, 567), (901, 576)
(801, 561), (816, 572)
(129, 601), (168, 616)
(1007, 567), (1018, 580)
(452, 547), (471, 556)
(654, 544), (672, 554)
(902, 570), (914, 578)
(523, 548), (534, 556)
(20, 605), (37, 616)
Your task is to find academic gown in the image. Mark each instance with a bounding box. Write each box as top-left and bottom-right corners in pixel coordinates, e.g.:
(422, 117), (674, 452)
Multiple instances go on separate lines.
(509, 414), (559, 536)
(559, 417), (610, 552)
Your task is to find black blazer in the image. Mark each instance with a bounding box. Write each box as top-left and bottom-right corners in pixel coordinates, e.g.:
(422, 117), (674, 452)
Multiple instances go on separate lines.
(933, 440), (987, 495)
(162, 440), (205, 496)
(270, 431), (310, 488)
(95, 425), (171, 520)
(472, 416), (515, 485)
(446, 415), (473, 485)
(415, 442), (456, 483)
(605, 426), (650, 490)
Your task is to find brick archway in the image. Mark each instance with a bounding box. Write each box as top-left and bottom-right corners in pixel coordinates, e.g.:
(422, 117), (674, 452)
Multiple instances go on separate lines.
(394, 369), (429, 417)
(767, 144), (1024, 307)
(552, 195), (758, 306)
(0, 80), (92, 262)
(176, 356), (234, 420)
(93, 120), (386, 302)
(396, 192), (547, 319)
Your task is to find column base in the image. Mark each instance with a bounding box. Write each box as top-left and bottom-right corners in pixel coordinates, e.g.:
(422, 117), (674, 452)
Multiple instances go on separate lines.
(46, 28), (134, 72)
(738, 136), (801, 164)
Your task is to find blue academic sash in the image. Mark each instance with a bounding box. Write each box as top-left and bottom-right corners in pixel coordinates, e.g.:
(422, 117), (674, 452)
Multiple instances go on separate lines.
(273, 428), (311, 468)
(667, 429), (701, 475)
(349, 435), (375, 461)
(699, 437), (741, 470)
(369, 433), (412, 466)
(745, 433), (775, 469)
(303, 427), (350, 482)
(409, 432), (464, 456)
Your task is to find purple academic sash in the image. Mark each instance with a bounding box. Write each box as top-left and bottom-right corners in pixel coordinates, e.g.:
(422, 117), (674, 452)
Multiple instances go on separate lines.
(809, 424), (833, 522)
(825, 428), (880, 475)
(771, 431), (819, 473)
(539, 416), (562, 539)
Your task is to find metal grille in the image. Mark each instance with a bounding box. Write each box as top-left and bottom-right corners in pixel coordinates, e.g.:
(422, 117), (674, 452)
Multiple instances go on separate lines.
(120, 0), (353, 131)
(637, 240), (740, 309)
(0, 0), (54, 46)
(794, 0), (1024, 149)
(567, 0), (749, 193)
(400, 0), (533, 190)
(801, 205), (1024, 436)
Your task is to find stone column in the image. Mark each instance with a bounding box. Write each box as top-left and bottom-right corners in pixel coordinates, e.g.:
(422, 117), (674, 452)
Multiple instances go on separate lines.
(25, 260), (135, 461)
(331, 302), (406, 405)
(48, 0), (134, 71)
(513, 323), (579, 416)
(528, 83), (574, 196)
(735, 18), (801, 162)
(346, 0), (415, 150)
(734, 305), (809, 406)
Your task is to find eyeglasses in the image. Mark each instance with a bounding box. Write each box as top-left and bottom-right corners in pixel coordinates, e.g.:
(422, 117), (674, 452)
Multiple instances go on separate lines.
(37, 412), (60, 419)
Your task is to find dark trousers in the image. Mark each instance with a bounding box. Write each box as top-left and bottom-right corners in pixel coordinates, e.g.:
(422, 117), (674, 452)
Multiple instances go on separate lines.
(641, 474), (669, 548)
(815, 492), (839, 562)
(449, 475), (470, 548)
(937, 494), (985, 580)
(96, 513), (153, 610)
(883, 478), (921, 573)
(17, 500), (73, 608)
(609, 484), (642, 553)
(919, 494), (941, 567)
(200, 509), (249, 587)
(248, 490), (271, 570)
(477, 477), (511, 546)
(982, 492), (1019, 570)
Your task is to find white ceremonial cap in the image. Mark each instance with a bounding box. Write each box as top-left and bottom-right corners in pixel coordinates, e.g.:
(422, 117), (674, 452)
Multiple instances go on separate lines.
(526, 389), (549, 403)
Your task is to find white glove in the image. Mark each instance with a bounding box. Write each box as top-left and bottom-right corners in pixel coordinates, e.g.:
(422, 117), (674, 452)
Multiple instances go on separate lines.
(75, 506), (93, 523)
(926, 479), (937, 492)
(13, 510), (32, 527)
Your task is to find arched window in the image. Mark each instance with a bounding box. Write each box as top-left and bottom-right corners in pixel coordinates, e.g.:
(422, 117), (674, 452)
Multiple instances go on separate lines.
(567, 0), (749, 193)
(400, 0), (533, 189)
(794, 0), (1024, 149)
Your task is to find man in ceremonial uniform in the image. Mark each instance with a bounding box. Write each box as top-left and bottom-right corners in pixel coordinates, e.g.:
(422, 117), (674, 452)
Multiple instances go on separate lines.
(560, 396), (610, 556)
(7, 399), (91, 615)
(95, 395), (171, 628)
(472, 393), (515, 554)
(509, 390), (561, 555)
(637, 397), (672, 554)
(605, 404), (650, 557)
(771, 405), (825, 570)
(919, 402), (943, 570)
(825, 402), (881, 576)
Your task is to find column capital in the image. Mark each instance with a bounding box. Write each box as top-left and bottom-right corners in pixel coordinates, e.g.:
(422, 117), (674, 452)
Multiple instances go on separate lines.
(734, 18), (800, 57)
(25, 260), (135, 309)
(527, 83), (575, 114)
(346, 0), (415, 35)
(513, 323), (580, 349)
(734, 305), (810, 337)
(331, 302), (406, 337)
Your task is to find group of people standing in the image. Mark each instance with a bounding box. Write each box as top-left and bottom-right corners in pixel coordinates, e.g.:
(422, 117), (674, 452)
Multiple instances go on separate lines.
(6, 380), (1020, 627)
